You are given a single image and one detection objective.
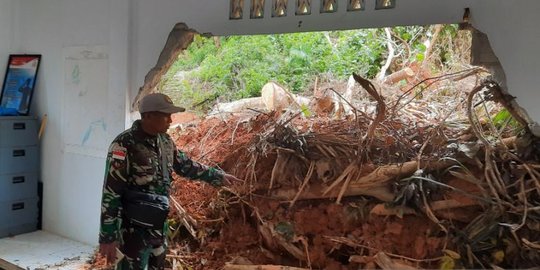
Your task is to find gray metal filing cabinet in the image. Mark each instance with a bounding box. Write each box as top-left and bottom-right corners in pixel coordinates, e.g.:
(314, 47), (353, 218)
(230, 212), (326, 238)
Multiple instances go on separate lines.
(0, 116), (39, 238)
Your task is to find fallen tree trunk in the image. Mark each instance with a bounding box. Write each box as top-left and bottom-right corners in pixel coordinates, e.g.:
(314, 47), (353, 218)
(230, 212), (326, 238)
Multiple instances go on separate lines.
(271, 183), (394, 202)
(211, 97), (266, 114)
(270, 160), (456, 202)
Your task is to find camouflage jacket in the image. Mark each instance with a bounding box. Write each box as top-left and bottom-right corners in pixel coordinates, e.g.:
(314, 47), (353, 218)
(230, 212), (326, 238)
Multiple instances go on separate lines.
(99, 120), (223, 244)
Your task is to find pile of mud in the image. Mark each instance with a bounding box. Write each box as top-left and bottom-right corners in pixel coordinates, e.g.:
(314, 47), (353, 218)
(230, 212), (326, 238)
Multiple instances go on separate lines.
(166, 80), (540, 269)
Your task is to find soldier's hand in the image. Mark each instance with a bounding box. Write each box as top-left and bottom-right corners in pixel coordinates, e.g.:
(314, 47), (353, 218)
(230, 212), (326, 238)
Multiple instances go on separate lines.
(222, 173), (243, 185)
(99, 242), (118, 265)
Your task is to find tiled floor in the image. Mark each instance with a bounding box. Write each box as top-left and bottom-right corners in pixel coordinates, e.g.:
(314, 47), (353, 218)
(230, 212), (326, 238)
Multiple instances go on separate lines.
(0, 230), (94, 270)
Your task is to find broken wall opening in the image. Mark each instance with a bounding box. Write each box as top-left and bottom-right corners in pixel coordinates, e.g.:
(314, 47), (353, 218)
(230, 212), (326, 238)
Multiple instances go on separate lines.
(132, 23), (197, 111)
(138, 22), (481, 114)
(114, 20), (540, 270)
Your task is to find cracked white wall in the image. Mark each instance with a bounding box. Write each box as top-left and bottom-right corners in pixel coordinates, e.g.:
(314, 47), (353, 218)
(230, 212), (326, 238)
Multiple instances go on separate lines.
(469, 1), (540, 128)
(14, 0), (130, 245)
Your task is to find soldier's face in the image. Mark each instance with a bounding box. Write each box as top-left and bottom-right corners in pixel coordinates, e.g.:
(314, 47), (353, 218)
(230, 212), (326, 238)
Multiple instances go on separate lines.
(148, 112), (172, 133)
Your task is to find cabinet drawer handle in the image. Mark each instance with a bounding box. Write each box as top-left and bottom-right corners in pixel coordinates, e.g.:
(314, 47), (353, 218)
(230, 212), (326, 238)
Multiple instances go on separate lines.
(13, 122), (26, 130)
(13, 150), (26, 157)
(12, 176), (25, 184)
(12, 203), (25, 211)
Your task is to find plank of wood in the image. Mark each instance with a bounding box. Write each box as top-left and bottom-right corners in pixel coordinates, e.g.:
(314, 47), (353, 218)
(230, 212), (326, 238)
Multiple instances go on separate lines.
(0, 258), (24, 270)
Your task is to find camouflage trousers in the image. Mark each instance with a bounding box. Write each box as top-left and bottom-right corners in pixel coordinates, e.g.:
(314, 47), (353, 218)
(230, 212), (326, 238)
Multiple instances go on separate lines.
(116, 226), (167, 270)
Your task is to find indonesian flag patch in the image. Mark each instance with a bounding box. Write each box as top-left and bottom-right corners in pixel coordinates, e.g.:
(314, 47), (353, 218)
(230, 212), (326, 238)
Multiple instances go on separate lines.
(111, 144), (127, 160)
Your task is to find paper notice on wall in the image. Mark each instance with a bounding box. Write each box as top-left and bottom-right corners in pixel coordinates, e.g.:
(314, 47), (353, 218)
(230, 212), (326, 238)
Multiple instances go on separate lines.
(62, 46), (109, 158)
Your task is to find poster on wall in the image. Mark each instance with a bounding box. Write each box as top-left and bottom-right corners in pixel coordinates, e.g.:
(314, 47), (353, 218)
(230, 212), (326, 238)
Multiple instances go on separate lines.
(0, 54), (41, 116)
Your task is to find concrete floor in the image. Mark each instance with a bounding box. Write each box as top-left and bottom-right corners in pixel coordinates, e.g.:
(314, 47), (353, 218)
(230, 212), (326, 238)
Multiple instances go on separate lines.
(0, 230), (94, 270)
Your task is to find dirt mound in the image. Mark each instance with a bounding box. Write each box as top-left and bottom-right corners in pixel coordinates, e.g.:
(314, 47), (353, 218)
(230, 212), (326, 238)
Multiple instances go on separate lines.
(165, 79), (540, 269)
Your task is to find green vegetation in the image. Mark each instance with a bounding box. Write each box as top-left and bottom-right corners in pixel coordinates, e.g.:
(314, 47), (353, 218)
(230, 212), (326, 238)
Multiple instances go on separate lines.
(160, 25), (468, 111)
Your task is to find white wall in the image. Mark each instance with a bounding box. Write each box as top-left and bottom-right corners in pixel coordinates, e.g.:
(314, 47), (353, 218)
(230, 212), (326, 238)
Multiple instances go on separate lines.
(0, 0), (17, 79)
(469, 0), (540, 123)
(16, 0), (130, 245)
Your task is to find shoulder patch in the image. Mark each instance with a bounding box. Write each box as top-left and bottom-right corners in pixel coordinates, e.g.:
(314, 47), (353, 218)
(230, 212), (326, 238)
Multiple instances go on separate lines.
(111, 144), (127, 160)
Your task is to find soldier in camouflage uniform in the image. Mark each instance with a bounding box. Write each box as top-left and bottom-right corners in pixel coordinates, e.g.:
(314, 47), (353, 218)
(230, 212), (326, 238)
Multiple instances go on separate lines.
(99, 93), (239, 270)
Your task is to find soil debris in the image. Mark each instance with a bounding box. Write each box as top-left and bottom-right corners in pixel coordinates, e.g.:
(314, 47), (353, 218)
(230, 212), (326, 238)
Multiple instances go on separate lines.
(162, 77), (540, 269)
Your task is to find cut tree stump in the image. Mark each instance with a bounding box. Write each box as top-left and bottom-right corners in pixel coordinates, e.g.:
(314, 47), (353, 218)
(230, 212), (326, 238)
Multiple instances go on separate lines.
(383, 67), (415, 85)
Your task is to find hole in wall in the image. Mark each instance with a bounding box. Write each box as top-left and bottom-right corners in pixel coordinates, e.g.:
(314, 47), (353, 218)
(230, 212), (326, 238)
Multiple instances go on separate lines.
(135, 23), (530, 127)
(134, 23), (495, 118)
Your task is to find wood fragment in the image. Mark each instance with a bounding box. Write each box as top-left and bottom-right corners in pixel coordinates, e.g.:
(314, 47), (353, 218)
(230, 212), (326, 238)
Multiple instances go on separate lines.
(289, 161), (315, 208)
(353, 73), (386, 146)
(170, 196), (198, 238)
(272, 182), (395, 202)
(258, 222), (278, 250)
(352, 161), (418, 187)
(351, 160), (454, 188)
(270, 150), (290, 191)
(421, 24), (443, 71)
(383, 67), (415, 85)
(259, 222), (306, 261)
(349, 255), (374, 264)
(336, 165), (357, 204)
(374, 252), (418, 270)
(378, 28), (396, 81)
(223, 265), (311, 270)
(522, 238), (540, 250)
(323, 163), (357, 195)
